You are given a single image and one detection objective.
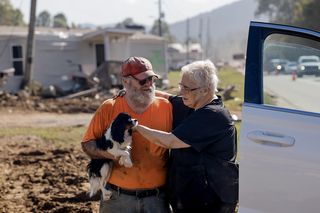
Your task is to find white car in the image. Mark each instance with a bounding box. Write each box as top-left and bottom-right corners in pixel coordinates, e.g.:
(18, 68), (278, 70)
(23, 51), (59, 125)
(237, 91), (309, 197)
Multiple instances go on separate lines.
(240, 22), (320, 213)
(297, 55), (320, 77)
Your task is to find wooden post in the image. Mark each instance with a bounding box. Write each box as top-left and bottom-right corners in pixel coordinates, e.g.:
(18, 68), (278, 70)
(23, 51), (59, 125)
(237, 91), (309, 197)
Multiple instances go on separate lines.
(22, 0), (37, 89)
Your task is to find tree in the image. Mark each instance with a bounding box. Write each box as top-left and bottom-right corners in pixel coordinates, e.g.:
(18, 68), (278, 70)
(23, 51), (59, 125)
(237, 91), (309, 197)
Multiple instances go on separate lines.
(150, 19), (175, 42)
(115, 18), (135, 28)
(255, 0), (320, 31)
(53, 13), (68, 28)
(36, 10), (51, 27)
(298, 1), (320, 31)
(0, 0), (25, 26)
(115, 17), (145, 31)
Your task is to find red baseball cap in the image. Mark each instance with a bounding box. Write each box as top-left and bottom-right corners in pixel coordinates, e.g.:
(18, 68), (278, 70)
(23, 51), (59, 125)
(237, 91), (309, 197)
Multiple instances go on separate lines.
(121, 56), (159, 79)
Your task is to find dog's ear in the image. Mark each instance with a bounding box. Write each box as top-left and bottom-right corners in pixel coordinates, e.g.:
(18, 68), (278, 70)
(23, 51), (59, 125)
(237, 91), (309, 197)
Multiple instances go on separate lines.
(111, 124), (126, 143)
(110, 113), (131, 143)
(128, 129), (132, 136)
(111, 120), (125, 143)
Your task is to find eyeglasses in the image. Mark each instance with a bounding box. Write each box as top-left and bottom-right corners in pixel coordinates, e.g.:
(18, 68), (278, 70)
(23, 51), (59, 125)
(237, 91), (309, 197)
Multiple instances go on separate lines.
(178, 83), (201, 92)
(131, 75), (156, 86)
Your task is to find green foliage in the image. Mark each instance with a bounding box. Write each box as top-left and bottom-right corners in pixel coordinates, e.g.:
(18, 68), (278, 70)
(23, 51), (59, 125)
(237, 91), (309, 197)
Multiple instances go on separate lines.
(0, 0), (24, 26)
(115, 18), (135, 28)
(298, 1), (320, 31)
(36, 10), (51, 27)
(256, 0), (320, 31)
(150, 19), (176, 42)
(53, 13), (68, 28)
(255, 0), (300, 24)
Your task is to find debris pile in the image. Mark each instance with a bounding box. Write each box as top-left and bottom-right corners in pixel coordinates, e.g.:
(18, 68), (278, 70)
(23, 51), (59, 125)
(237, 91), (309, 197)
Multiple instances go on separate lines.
(0, 89), (118, 113)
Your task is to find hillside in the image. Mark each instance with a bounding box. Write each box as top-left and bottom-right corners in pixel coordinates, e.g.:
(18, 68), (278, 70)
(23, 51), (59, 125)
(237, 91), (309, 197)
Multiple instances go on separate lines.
(169, 0), (268, 61)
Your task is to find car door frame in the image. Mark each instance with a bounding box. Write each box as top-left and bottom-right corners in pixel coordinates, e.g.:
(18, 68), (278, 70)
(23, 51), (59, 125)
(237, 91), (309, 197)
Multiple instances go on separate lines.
(245, 21), (320, 105)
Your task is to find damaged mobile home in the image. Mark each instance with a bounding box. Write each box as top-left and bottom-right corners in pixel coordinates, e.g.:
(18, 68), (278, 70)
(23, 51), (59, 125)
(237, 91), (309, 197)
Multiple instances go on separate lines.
(0, 26), (168, 93)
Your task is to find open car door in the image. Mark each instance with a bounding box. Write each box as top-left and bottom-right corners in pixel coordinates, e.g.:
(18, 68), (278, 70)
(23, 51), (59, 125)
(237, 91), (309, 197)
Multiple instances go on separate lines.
(240, 22), (320, 213)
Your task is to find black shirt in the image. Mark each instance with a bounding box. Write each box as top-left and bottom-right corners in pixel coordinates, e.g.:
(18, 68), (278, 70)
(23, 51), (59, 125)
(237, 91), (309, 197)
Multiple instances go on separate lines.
(168, 96), (238, 208)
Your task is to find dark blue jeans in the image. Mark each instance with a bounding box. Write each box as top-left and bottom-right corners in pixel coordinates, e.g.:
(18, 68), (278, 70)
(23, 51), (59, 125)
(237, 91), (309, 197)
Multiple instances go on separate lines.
(99, 188), (171, 213)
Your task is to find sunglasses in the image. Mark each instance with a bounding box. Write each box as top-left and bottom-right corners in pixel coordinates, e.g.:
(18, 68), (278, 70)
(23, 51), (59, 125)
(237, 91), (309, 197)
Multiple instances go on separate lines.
(131, 75), (156, 86)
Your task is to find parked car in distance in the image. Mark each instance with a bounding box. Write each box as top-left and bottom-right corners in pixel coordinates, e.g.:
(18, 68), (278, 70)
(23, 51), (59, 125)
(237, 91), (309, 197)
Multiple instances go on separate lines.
(270, 58), (289, 74)
(297, 55), (320, 77)
(283, 61), (298, 74)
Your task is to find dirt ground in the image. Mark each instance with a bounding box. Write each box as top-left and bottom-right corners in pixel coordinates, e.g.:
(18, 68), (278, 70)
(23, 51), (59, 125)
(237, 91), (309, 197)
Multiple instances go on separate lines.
(0, 111), (100, 213)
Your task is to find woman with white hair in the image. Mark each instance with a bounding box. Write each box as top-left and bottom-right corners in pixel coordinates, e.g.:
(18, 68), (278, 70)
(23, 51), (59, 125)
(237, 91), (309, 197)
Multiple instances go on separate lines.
(134, 60), (238, 213)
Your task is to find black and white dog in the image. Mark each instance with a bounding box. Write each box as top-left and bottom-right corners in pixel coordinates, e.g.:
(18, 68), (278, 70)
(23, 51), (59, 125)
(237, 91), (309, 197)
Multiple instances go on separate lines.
(87, 112), (138, 200)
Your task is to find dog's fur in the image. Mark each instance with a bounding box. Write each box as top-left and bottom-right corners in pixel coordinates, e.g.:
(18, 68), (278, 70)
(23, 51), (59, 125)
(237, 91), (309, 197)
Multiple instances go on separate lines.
(87, 112), (137, 200)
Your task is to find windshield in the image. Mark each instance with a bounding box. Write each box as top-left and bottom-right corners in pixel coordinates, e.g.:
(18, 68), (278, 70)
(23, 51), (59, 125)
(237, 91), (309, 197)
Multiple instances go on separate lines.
(301, 59), (318, 63)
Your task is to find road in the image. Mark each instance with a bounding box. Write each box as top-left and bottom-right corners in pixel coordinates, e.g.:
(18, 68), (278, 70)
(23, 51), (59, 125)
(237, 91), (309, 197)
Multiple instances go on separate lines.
(264, 74), (320, 112)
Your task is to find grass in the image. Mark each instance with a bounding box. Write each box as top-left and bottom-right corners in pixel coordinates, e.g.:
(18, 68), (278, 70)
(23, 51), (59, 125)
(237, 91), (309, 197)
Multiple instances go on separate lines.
(216, 67), (244, 113)
(264, 92), (276, 105)
(167, 71), (182, 88)
(0, 126), (86, 147)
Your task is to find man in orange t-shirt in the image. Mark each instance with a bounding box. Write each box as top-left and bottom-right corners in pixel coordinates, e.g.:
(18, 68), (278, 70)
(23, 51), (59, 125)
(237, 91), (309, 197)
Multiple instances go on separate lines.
(82, 56), (172, 213)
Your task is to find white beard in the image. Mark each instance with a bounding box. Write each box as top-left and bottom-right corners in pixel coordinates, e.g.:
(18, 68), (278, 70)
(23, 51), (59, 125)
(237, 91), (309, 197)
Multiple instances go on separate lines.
(126, 83), (155, 108)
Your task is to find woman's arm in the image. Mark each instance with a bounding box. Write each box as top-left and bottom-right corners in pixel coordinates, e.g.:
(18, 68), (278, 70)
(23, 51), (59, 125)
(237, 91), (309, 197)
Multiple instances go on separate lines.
(134, 125), (190, 149)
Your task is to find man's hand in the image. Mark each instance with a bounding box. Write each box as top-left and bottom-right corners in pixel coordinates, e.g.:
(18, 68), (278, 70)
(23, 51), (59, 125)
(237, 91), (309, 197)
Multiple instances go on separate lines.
(112, 89), (126, 99)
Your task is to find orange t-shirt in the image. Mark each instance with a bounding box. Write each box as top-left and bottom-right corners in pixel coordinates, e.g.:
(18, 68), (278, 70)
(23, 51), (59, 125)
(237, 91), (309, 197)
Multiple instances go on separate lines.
(82, 96), (172, 189)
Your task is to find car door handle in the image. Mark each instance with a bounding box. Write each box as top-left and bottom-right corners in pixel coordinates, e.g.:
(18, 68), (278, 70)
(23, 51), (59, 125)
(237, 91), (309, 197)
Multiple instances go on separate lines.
(247, 131), (295, 147)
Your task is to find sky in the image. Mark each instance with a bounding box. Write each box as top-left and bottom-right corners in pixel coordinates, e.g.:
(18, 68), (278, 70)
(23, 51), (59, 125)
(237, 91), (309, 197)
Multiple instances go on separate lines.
(11, 0), (240, 27)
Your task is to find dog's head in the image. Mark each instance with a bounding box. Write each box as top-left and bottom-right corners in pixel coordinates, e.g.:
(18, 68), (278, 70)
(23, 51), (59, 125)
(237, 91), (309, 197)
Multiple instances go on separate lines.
(110, 112), (137, 148)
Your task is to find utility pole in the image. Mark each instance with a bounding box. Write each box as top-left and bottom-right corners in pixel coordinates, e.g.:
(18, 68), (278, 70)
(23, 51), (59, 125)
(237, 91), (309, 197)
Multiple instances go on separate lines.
(199, 16), (203, 59)
(22, 0), (37, 89)
(205, 16), (211, 59)
(186, 18), (190, 62)
(158, 0), (162, 36)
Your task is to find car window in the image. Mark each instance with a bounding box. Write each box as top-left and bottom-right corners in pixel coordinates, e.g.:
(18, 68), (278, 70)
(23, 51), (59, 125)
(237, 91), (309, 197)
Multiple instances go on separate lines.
(263, 34), (320, 113)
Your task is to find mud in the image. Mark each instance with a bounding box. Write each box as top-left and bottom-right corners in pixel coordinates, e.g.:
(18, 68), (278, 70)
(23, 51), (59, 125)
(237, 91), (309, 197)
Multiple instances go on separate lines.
(0, 135), (99, 213)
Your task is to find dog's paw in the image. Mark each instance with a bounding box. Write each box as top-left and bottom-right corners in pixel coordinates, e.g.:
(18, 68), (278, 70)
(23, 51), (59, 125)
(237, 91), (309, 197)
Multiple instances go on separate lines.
(123, 158), (133, 168)
(102, 190), (112, 200)
(119, 155), (133, 168)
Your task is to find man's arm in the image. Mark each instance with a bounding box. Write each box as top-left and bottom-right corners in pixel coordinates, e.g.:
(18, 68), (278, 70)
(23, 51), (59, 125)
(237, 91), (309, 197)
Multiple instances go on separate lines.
(81, 140), (117, 160)
(134, 125), (190, 149)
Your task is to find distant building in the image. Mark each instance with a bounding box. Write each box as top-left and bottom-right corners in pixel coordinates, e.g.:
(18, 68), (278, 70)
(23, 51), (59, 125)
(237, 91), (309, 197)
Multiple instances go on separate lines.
(0, 26), (168, 92)
(167, 42), (203, 70)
